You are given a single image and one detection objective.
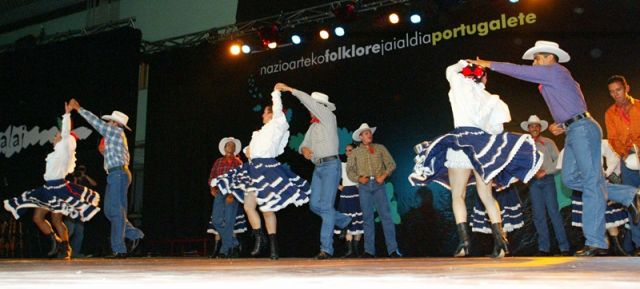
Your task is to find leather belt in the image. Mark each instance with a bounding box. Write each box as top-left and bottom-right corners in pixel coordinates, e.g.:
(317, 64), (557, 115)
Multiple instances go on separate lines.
(107, 165), (128, 174)
(563, 112), (591, 128)
(315, 155), (338, 165)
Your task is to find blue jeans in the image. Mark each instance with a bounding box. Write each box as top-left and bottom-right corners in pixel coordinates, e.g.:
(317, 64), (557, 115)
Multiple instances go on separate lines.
(309, 158), (350, 255)
(561, 118), (637, 249)
(358, 180), (398, 255)
(620, 162), (640, 250)
(211, 194), (239, 255)
(529, 174), (569, 252)
(104, 169), (144, 253)
(64, 218), (84, 257)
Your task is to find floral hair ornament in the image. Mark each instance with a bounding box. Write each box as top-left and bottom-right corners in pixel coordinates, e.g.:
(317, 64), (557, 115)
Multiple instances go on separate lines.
(461, 63), (487, 83)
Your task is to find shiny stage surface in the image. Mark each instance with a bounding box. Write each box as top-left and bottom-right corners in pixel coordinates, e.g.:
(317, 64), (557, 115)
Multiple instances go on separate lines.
(1, 257), (639, 288)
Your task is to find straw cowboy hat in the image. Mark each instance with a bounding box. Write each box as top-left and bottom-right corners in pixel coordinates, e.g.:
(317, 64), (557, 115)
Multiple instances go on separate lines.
(352, 123), (377, 141)
(520, 115), (549, 132)
(101, 111), (131, 131)
(311, 92), (336, 111)
(522, 40), (571, 63)
(218, 137), (241, 156)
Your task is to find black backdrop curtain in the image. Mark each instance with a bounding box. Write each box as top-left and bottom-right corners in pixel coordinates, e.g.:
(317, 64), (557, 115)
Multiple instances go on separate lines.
(145, 0), (640, 257)
(0, 27), (141, 257)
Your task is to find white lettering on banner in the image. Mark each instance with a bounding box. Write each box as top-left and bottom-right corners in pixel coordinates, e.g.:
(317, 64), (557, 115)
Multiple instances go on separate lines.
(259, 12), (537, 75)
(0, 125), (92, 158)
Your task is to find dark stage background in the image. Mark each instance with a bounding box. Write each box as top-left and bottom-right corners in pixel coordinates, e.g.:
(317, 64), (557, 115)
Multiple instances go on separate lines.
(0, 27), (141, 257)
(141, 0), (638, 257)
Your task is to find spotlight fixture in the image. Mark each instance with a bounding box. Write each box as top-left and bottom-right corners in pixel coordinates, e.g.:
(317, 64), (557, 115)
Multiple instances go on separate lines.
(241, 44), (251, 54)
(229, 44), (241, 55)
(291, 35), (301, 44)
(257, 23), (281, 48)
(319, 29), (330, 40)
(334, 27), (345, 37)
(388, 13), (400, 24)
(410, 14), (421, 24)
(267, 42), (277, 49)
(332, 1), (358, 23)
(509, 0), (519, 3)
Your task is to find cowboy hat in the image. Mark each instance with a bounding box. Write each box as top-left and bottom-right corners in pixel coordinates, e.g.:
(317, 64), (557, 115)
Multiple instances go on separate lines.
(311, 92), (336, 111)
(218, 137), (241, 156)
(522, 40), (570, 63)
(352, 123), (377, 141)
(101, 111), (131, 131)
(520, 115), (548, 132)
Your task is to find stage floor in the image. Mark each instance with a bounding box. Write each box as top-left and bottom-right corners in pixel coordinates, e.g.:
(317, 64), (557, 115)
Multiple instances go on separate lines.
(0, 257), (639, 288)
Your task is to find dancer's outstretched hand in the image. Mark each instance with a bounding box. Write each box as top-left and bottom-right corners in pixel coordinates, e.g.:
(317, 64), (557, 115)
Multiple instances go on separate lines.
(68, 98), (81, 111)
(274, 83), (294, 92)
(549, 123), (565, 136)
(466, 57), (492, 69)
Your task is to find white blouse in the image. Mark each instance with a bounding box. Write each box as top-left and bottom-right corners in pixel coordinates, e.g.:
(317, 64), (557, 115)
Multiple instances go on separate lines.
(446, 60), (511, 134)
(246, 90), (290, 159)
(341, 162), (357, 187)
(44, 113), (77, 181)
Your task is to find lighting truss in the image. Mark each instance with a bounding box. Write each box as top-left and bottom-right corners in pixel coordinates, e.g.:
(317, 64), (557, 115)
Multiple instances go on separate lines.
(142, 0), (412, 55)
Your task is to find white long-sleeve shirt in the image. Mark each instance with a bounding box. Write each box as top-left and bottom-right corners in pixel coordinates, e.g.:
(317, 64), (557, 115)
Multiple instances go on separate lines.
(341, 162), (357, 187)
(44, 113), (77, 181)
(245, 90), (290, 159)
(446, 60), (511, 134)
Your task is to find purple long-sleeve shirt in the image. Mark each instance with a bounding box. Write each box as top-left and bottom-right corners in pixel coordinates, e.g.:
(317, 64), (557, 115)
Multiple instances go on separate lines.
(491, 62), (587, 123)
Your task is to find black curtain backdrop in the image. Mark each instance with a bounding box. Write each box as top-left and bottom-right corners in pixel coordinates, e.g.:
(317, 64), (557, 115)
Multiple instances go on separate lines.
(145, 0), (640, 257)
(0, 27), (141, 257)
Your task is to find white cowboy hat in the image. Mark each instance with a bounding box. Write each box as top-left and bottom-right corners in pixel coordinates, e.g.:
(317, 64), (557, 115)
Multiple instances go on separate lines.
(520, 115), (549, 132)
(311, 92), (336, 111)
(101, 111), (131, 131)
(218, 137), (241, 156)
(522, 40), (571, 63)
(352, 123), (377, 141)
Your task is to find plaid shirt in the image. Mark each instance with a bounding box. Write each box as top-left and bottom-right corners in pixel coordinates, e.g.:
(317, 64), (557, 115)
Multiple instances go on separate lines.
(78, 108), (130, 171)
(208, 156), (243, 186)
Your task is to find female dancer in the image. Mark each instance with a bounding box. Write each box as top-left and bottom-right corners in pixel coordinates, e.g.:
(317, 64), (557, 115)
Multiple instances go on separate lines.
(335, 143), (364, 257)
(4, 102), (101, 259)
(211, 89), (311, 260)
(409, 60), (542, 258)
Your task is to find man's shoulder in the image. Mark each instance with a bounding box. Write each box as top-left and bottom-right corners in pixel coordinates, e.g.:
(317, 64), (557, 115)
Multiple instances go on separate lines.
(605, 104), (618, 115)
(538, 136), (556, 147)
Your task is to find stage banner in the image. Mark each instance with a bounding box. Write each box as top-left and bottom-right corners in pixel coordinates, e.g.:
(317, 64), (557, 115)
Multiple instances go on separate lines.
(0, 27), (141, 257)
(145, 1), (640, 256)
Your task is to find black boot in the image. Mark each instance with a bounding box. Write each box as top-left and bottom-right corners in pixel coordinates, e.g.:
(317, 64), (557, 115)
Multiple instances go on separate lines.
(47, 233), (60, 257)
(353, 239), (361, 257)
(209, 238), (221, 258)
(268, 234), (279, 260)
(454, 222), (471, 257)
(57, 240), (72, 259)
(491, 222), (509, 258)
(609, 234), (629, 256)
(341, 240), (354, 258)
(251, 229), (266, 257)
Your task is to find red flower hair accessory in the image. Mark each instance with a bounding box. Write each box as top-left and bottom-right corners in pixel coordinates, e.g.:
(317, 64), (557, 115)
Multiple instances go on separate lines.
(461, 63), (486, 83)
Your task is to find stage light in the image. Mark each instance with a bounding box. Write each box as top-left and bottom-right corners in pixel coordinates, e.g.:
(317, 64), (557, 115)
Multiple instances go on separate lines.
(291, 35), (301, 45)
(258, 23), (281, 48)
(319, 29), (330, 40)
(388, 13), (400, 24)
(332, 1), (358, 23)
(509, 0), (519, 3)
(334, 27), (345, 37)
(241, 44), (251, 54)
(410, 14), (422, 24)
(267, 42), (277, 49)
(229, 44), (241, 55)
